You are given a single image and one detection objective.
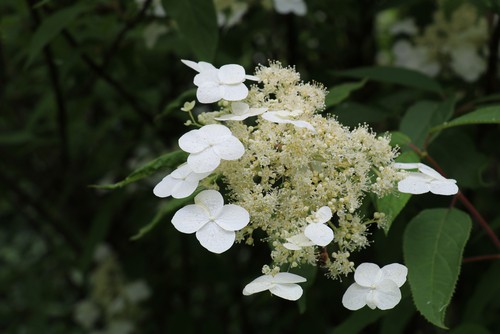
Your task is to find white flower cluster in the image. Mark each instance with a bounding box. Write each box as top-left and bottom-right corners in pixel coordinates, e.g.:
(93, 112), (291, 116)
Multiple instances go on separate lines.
(386, 3), (488, 82)
(153, 59), (458, 306)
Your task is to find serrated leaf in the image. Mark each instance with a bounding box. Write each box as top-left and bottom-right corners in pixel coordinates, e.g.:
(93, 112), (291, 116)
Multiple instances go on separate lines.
(93, 150), (188, 189)
(431, 105), (500, 132)
(400, 98), (455, 148)
(131, 192), (199, 240)
(335, 66), (443, 94)
(325, 80), (367, 108)
(162, 0), (218, 61)
(403, 208), (472, 328)
(375, 151), (420, 233)
(26, 3), (89, 67)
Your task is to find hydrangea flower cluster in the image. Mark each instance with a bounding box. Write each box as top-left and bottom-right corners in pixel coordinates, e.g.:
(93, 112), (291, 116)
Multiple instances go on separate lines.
(383, 3), (488, 82)
(154, 59), (458, 306)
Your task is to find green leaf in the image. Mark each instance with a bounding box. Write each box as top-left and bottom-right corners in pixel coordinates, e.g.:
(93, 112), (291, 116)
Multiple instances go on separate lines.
(131, 193), (198, 240)
(162, 0), (218, 61)
(93, 150), (188, 189)
(403, 208), (472, 328)
(463, 262), (500, 323)
(431, 105), (500, 132)
(325, 80), (367, 108)
(375, 151), (419, 233)
(335, 66), (443, 94)
(400, 98), (455, 148)
(389, 131), (412, 148)
(25, 3), (89, 67)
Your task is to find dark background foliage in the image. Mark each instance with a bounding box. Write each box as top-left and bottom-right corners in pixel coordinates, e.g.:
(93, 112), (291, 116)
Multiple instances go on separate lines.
(1, 0), (499, 333)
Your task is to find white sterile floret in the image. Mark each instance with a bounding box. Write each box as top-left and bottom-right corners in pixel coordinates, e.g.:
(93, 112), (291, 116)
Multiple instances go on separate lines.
(273, 0), (307, 16)
(342, 263), (408, 310)
(153, 163), (210, 199)
(304, 206), (334, 246)
(261, 110), (316, 132)
(181, 59), (259, 103)
(394, 162), (458, 195)
(171, 190), (250, 253)
(283, 232), (314, 250)
(242, 272), (307, 301)
(215, 102), (267, 121)
(178, 124), (245, 173)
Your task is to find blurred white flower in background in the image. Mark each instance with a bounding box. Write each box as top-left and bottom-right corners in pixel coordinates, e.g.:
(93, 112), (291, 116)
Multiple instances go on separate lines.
(392, 40), (440, 77)
(450, 46), (486, 82)
(273, 0), (307, 16)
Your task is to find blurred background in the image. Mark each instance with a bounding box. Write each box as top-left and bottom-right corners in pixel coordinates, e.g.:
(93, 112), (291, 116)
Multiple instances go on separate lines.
(1, 0), (499, 333)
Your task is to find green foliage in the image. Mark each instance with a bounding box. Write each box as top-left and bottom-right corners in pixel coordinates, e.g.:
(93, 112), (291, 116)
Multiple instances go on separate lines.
(336, 66), (443, 94)
(431, 105), (500, 132)
(162, 0), (218, 61)
(403, 209), (472, 328)
(94, 150), (188, 189)
(325, 80), (367, 108)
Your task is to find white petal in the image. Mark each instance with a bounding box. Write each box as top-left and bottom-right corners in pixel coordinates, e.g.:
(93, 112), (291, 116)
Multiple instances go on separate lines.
(354, 263), (382, 287)
(171, 205), (208, 234)
(269, 284), (303, 301)
(285, 233), (315, 247)
(398, 175), (430, 194)
(315, 206), (332, 224)
(193, 69), (219, 87)
(170, 163), (192, 179)
(429, 180), (459, 195)
(283, 242), (302, 250)
(215, 204), (249, 231)
(199, 124), (232, 143)
(197, 61), (217, 72)
(342, 283), (369, 310)
(213, 136), (245, 160)
(304, 223), (334, 246)
(381, 263), (408, 288)
(178, 129), (208, 154)
(245, 74), (260, 81)
(373, 279), (401, 310)
(218, 64), (245, 84)
(214, 113), (249, 121)
(195, 221), (235, 254)
(231, 102), (249, 115)
(417, 163), (446, 180)
(187, 148), (221, 173)
(261, 111), (288, 124)
(153, 175), (176, 198)
(243, 276), (273, 295)
(170, 178), (199, 199)
(181, 59), (201, 72)
(393, 162), (420, 170)
(221, 83), (249, 101)
(197, 83), (223, 104)
(272, 272), (307, 284)
(289, 119), (316, 132)
(194, 190), (224, 217)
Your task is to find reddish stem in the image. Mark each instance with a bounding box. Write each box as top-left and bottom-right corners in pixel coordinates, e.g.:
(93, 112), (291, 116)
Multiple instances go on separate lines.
(463, 254), (500, 263)
(408, 143), (500, 251)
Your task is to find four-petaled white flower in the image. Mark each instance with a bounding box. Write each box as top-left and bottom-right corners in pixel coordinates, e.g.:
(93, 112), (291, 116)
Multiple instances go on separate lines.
(153, 163), (210, 199)
(342, 263), (408, 310)
(261, 110), (316, 132)
(179, 124), (245, 173)
(181, 59), (259, 103)
(273, 0), (307, 16)
(283, 206), (334, 250)
(243, 272), (307, 301)
(394, 162), (458, 195)
(171, 190), (250, 254)
(215, 102), (267, 121)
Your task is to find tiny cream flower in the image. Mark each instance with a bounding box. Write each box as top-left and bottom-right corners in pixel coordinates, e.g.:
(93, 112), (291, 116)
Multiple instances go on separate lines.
(261, 110), (316, 132)
(181, 59), (259, 103)
(304, 206), (334, 246)
(243, 272), (307, 301)
(273, 0), (307, 16)
(342, 263), (408, 310)
(153, 163), (210, 199)
(215, 102), (267, 121)
(178, 124), (245, 173)
(171, 190), (250, 253)
(394, 162), (458, 195)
